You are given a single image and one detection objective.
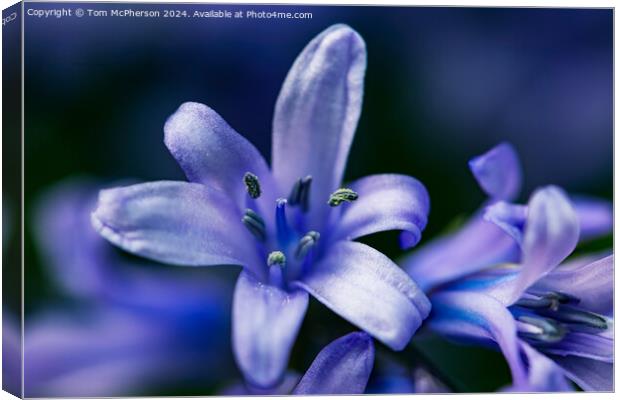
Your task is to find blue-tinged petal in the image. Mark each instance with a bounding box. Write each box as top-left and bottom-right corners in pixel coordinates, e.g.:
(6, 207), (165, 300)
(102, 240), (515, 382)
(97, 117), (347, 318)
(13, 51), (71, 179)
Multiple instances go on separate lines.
(571, 195), (613, 241)
(483, 201), (527, 245)
(332, 174), (429, 248)
(91, 181), (262, 275)
(543, 332), (613, 362)
(232, 271), (309, 388)
(429, 291), (527, 386)
(35, 180), (240, 313)
(272, 24), (366, 228)
(507, 186), (580, 303)
(468, 142), (522, 200)
(443, 263), (521, 305)
(550, 356), (613, 391)
(164, 102), (276, 210)
(404, 213), (519, 291)
(296, 241), (430, 351)
(507, 342), (571, 392)
(293, 332), (374, 395)
(531, 255), (613, 317)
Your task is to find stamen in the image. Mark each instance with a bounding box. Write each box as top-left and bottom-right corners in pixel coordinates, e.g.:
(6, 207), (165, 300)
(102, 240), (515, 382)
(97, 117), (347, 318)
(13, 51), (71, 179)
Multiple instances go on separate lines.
(516, 291), (580, 312)
(546, 291), (580, 305)
(517, 315), (566, 343)
(288, 175), (313, 212)
(514, 297), (555, 310)
(299, 176), (312, 212)
(295, 231), (320, 260)
(276, 198), (293, 247)
(328, 188), (358, 207)
(268, 251), (286, 288)
(241, 208), (266, 241)
(288, 179), (302, 205)
(543, 306), (608, 330)
(267, 251), (286, 267)
(243, 172), (262, 199)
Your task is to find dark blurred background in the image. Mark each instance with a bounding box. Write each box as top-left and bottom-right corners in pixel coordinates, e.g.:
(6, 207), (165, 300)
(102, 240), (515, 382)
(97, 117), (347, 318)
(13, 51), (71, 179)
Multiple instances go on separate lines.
(14, 2), (612, 394)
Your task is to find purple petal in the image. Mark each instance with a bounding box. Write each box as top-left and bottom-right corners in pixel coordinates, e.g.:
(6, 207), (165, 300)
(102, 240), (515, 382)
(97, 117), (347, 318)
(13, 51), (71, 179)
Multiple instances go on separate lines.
(272, 24), (366, 227)
(430, 291), (527, 386)
(164, 102), (275, 209)
(483, 201), (527, 245)
(508, 342), (571, 392)
(232, 271), (309, 388)
(550, 356), (613, 391)
(509, 186), (580, 303)
(543, 332), (613, 362)
(531, 255), (613, 316)
(91, 181), (261, 273)
(332, 174), (429, 248)
(468, 142), (522, 200)
(295, 241), (430, 351)
(293, 332), (374, 395)
(571, 195), (613, 242)
(404, 213), (519, 291)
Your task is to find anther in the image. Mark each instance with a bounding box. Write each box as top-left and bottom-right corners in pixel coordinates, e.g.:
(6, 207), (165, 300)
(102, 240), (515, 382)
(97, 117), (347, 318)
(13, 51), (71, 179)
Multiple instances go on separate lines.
(328, 188), (358, 207)
(267, 251), (286, 267)
(515, 297), (555, 310)
(517, 315), (566, 343)
(288, 175), (313, 212)
(295, 231), (320, 260)
(241, 208), (266, 241)
(543, 306), (608, 331)
(516, 291), (580, 312)
(243, 172), (262, 199)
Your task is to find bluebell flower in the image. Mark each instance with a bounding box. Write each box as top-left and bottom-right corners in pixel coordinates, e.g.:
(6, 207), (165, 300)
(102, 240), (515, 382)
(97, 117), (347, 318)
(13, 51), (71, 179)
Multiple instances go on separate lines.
(403, 143), (613, 391)
(91, 24), (431, 388)
(24, 180), (234, 397)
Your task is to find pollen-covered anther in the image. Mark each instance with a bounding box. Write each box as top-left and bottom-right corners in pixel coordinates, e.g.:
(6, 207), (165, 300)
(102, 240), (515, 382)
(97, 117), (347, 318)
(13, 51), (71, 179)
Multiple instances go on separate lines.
(241, 208), (266, 241)
(267, 251), (286, 267)
(295, 231), (320, 260)
(328, 187), (358, 207)
(288, 175), (313, 212)
(243, 172), (262, 199)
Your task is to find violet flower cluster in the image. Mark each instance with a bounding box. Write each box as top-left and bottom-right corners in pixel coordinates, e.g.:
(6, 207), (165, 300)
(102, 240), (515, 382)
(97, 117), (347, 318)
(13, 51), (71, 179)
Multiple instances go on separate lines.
(17, 24), (610, 395)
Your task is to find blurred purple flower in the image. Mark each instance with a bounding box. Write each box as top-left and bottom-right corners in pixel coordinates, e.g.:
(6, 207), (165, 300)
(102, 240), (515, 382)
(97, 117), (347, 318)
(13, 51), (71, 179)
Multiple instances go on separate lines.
(403, 143), (613, 392)
(91, 24), (431, 388)
(24, 180), (234, 397)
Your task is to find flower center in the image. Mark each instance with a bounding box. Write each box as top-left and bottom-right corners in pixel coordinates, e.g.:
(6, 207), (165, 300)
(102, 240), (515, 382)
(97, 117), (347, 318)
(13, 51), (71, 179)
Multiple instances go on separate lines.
(240, 171), (358, 289)
(510, 291), (608, 346)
